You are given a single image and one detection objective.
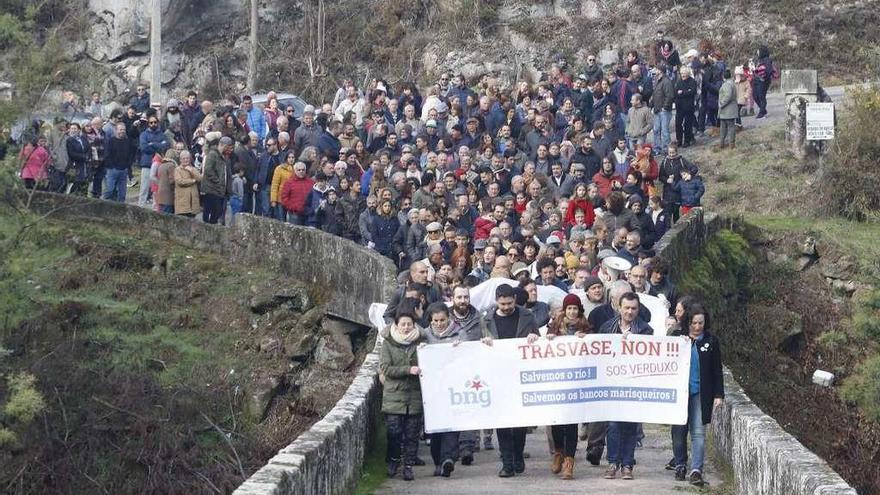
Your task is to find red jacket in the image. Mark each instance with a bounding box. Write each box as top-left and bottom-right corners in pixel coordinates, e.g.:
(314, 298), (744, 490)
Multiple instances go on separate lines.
(474, 217), (496, 241)
(564, 198), (595, 228)
(280, 174), (315, 214)
(592, 171), (624, 199)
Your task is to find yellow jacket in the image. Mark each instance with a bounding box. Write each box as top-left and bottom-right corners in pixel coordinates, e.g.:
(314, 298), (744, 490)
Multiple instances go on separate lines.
(271, 163), (293, 204)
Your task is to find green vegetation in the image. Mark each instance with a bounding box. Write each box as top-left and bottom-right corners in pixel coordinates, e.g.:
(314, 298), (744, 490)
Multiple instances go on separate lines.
(677, 230), (754, 314)
(352, 420), (388, 495)
(842, 355), (880, 423)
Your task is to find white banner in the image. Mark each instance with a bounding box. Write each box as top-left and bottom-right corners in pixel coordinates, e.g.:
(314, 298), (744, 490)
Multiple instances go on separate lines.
(418, 334), (691, 433)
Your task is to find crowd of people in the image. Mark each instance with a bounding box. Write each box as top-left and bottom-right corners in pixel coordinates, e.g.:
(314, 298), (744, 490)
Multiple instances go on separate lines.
(13, 34), (767, 485)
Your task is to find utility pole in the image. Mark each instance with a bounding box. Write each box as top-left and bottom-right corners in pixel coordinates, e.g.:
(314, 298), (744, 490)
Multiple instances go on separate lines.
(150, 0), (162, 104)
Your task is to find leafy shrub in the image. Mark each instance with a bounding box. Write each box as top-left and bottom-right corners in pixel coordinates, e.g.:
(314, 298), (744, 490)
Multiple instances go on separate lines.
(3, 373), (46, 424)
(820, 85), (880, 221)
(853, 289), (880, 343)
(842, 355), (880, 422)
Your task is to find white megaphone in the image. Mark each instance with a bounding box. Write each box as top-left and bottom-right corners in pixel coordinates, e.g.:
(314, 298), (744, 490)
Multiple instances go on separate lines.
(601, 256), (633, 282)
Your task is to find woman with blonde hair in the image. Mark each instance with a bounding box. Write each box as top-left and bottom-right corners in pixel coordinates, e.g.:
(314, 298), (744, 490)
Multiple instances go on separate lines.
(173, 150), (202, 217)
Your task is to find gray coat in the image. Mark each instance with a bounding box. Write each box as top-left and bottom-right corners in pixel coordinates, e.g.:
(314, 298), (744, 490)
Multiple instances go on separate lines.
(449, 305), (491, 343)
(718, 80), (739, 120)
(484, 306), (540, 340)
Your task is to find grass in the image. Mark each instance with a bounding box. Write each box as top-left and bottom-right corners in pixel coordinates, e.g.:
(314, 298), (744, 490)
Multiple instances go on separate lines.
(352, 420), (388, 495)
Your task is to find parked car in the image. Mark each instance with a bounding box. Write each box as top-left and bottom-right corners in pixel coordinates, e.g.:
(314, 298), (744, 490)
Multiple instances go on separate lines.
(250, 93), (311, 119)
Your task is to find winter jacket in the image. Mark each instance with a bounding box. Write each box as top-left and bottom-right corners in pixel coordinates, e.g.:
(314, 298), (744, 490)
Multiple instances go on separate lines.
(674, 176), (705, 207)
(448, 305), (490, 343)
(546, 174), (576, 199)
(626, 105), (653, 138)
(233, 144), (259, 187)
(592, 171), (624, 199)
(571, 147), (602, 179)
(599, 315), (654, 335)
(202, 147), (231, 197)
(371, 214), (401, 259)
(173, 165), (202, 215)
(247, 107), (267, 141)
(305, 184), (330, 226)
(405, 223), (427, 263)
(138, 127), (170, 168)
(317, 199), (344, 236)
(603, 209), (640, 234)
(257, 152), (282, 189)
(674, 77), (698, 112)
(156, 160), (176, 207)
(659, 155), (696, 204)
(339, 193), (366, 241)
(293, 123), (322, 151)
(104, 136), (133, 170)
(280, 174), (315, 214)
(19, 144), (50, 181)
(66, 135), (91, 171)
(651, 76), (675, 113)
(379, 332), (423, 415)
(670, 329), (724, 424)
(718, 80), (739, 120)
(270, 163), (294, 204)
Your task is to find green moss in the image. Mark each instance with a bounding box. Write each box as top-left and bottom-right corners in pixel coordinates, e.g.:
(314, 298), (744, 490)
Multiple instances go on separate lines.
(352, 419), (388, 495)
(678, 230), (755, 314)
(0, 427), (17, 448)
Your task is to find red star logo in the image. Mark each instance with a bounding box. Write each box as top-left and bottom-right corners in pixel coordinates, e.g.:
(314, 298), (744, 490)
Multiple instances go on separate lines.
(470, 380), (483, 390)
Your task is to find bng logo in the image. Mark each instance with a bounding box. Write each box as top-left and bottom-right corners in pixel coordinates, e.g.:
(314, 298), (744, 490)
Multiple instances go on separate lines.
(449, 375), (492, 408)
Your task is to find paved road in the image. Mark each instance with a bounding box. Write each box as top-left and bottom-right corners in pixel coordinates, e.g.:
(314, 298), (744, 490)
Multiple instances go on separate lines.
(374, 424), (722, 494)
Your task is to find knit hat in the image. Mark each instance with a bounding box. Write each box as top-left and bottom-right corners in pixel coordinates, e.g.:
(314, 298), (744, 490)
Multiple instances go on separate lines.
(562, 293), (584, 314)
(584, 276), (603, 289)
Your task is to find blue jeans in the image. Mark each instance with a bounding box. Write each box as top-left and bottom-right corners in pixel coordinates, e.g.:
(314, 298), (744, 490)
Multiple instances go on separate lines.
(159, 204), (174, 215)
(103, 168), (128, 202)
(672, 393), (705, 472)
(606, 422), (639, 467)
(653, 110), (672, 153)
(287, 212), (305, 226)
(256, 188), (271, 217)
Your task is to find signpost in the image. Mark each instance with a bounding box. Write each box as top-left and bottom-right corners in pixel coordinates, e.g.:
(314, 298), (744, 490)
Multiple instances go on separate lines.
(806, 102), (835, 140)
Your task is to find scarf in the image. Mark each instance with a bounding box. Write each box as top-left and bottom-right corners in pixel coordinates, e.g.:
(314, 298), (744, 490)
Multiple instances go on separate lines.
(390, 323), (420, 345)
(432, 320), (460, 340)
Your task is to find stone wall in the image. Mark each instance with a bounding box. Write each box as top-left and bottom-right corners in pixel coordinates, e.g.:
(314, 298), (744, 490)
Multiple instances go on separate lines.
(712, 369), (857, 495)
(25, 192), (394, 327)
(653, 208), (722, 283)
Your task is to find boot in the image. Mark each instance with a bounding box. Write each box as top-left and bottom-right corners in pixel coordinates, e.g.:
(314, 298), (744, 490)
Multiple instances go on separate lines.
(550, 449), (564, 474)
(561, 456), (575, 480)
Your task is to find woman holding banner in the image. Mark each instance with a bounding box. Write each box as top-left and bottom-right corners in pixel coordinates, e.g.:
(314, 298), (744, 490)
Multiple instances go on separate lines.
(670, 303), (724, 486)
(545, 294), (593, 480)
(422, 302), (478, 478)
(380, 311), (424, 481)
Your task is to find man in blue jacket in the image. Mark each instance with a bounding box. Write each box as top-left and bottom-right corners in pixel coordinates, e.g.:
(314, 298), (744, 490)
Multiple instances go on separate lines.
(600, 292), (654, 481)
(137, 115), (170, 207)
(242, 95), (267, 143)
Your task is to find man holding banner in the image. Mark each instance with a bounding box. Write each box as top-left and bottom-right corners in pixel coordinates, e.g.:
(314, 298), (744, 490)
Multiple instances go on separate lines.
(484, 284), (540, 477)
(599, 291), (655, 480)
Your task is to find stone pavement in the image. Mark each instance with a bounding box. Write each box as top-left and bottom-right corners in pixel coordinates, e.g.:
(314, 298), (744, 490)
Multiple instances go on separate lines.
(374, 423), (723, 494)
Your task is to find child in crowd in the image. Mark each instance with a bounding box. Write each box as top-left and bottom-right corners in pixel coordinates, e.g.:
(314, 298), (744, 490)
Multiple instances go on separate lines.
(230, 164), (245, 224)
(673, 168), (705, 217)
(734, 65), (753, 128)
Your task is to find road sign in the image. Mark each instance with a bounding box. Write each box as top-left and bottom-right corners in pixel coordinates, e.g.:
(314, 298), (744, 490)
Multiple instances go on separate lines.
(806, 102), (834, 140)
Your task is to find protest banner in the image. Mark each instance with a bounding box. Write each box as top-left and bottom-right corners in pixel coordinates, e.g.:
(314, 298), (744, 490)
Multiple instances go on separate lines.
(418, 334), (690, 433)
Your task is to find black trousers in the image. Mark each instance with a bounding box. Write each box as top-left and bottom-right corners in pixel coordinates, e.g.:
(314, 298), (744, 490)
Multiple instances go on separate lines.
(753, 79), (769, 115)
(675, 108), (695, 145)
(202, 194), (225, 224)
(497, 427), (527, 469)
(386, 413), (422, 466)
(551, 424), (578, 457)
(430, 431), (460, 465)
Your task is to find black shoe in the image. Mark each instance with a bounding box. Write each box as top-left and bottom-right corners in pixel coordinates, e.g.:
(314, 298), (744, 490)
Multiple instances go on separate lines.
(402, 465), (414, 481)
(586, 450), (601, 466)
(414, 457), (426, 466)
(665, 458), (676, 470)
(441, 459), (454, 477)
(433, 465), (442, 477)
(689, 470), (704, 486)
(461, 454), (474, 466)
(756, 113), (767, 119)
(387, 460), (400, 478)
(498, 467), (515, 478)
(513, 460), (525, 474)
(675, 465), (687, 481)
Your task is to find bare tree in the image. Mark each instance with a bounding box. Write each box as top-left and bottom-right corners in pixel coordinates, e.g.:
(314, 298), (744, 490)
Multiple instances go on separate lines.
(307, 0), (326, 79)
(246, 0), (258, 92)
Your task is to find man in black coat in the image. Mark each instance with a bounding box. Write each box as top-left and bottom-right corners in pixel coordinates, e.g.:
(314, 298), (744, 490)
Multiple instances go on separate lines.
(674, 67), (698, 147)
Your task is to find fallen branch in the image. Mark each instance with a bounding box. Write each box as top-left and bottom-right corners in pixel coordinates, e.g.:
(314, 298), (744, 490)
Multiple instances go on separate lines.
(200, 411), (246, 481)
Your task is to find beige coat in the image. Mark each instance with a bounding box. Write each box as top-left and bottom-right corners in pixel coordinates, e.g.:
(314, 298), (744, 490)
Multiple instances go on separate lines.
(174, 165), (202, 215)
(626, 105), (653, 138)
(156, 160), (176, 207)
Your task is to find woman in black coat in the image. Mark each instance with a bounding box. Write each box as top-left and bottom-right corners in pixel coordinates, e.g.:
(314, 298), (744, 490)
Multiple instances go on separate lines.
(670, 302), (724, 486)
(371, 199), (402, 262)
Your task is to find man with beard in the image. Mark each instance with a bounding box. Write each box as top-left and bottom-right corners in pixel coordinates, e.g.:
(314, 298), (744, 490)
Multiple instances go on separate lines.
(451, 286), (492, 466)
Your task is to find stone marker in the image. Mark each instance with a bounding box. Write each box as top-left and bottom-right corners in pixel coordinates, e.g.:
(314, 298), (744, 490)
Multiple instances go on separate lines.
(812, 369), (835, 387)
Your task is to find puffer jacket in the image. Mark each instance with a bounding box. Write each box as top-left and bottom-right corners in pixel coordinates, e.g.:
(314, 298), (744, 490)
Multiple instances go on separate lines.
(280, 174), (315, 214)
(379, 331), (423, 415)
(270, 163), (293, 204)
(674, 175), (705, 207)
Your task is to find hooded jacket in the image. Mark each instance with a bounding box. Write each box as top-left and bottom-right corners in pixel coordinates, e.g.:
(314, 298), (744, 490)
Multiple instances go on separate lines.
(280, 173), (315, 214)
